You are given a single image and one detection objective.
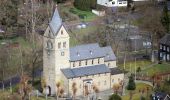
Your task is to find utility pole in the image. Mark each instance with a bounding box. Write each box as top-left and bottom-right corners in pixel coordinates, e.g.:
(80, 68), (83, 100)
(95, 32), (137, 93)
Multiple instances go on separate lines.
(135, 58), (136, 82)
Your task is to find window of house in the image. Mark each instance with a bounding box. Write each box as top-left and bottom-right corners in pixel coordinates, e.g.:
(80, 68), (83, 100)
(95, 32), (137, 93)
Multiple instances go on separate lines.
(104, 80), (106, 85)
(112, 1), (115, 4)
(160, 52), (162, 57)
(119, 2), (122, 4)
(98, 58), (100, 64)
(63, 42), (66, 48)
(108, 63), (110, 67)
(167, 54), (170, 61)
(61, 52), (65, 56)
(61, 30), (63, 35)
(112, 79), (114, 83)
(79, 61), (81, 66)
(73, 62), (75, 67)
(85, 60), (87, 65)
(164, 46), (166, 50)
(160, 44), (162, 49)
(58, 42), (61, 49)
(48, 30), (51, 37)
(167, 47), (169, 51)
(92, 59), (94, 64)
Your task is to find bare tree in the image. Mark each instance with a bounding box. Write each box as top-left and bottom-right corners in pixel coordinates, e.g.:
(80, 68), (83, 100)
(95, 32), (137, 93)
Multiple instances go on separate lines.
(93, 85), (99, 99)
(139, 5), (165, 50)
(113, 84), (120, 94)
(56, 82), (61, 99)
(72, 82), (77, 100)
(19, 74), (32, 100)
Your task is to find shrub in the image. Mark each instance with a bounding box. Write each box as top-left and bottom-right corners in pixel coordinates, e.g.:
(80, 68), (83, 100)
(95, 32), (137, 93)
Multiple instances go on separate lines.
(109, 94), (122, 100)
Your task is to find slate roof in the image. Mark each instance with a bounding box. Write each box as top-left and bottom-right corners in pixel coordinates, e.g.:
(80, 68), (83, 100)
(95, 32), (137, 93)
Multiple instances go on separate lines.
(153, 92), (170, 100)
(101, 46), (116, 61)
(160, 34), (170, 46)
(49, 8), (62, 35)
(110, 68), (124, 75)
(70, 43), (116, 61)
(61, 64), (110, 79)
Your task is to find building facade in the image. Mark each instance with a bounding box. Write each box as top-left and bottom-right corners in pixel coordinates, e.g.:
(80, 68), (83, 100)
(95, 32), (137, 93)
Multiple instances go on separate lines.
(43, 7), (124, 96)
(97, 0), (127, 7)
(159, 34), (170, 62)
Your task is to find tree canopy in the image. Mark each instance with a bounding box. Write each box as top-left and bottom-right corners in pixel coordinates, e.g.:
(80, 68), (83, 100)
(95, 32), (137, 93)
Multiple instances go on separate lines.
(109, 94), (122, 100)
(74, 0), (96, 11)
(161, 3), (170, 33)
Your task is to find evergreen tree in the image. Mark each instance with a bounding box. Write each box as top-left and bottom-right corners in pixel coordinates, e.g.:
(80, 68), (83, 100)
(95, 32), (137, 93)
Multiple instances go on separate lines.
(127, 74), (136, 100)
(161, 3), (170, 33)
(109, 94), (122, 100)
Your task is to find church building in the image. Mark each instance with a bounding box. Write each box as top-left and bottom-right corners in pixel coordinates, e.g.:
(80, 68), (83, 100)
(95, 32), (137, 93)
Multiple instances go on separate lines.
(43, 7), (124, 96)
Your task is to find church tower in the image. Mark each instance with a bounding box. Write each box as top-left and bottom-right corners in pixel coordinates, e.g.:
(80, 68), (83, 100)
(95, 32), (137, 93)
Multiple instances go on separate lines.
(43, 7), (70, 95)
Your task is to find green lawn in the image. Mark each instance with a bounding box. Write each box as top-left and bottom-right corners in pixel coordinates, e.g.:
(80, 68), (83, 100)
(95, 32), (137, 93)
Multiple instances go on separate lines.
(142, 63), (170, 77)
(69, 7), (97, 22)
(118, 60), (153, 73)
(122, 83), (153, 100)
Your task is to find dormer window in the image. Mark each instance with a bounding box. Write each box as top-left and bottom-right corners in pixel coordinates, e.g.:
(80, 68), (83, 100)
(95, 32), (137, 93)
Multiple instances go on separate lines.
(77, 52), (80, 56)
(90, 50), (93, 55)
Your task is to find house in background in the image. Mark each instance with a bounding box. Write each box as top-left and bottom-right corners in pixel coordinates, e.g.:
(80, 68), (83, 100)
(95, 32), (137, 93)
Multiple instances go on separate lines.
(97, 0), (127, 7)
(152, 92), (170, 100)
(159, 34), (170, 62)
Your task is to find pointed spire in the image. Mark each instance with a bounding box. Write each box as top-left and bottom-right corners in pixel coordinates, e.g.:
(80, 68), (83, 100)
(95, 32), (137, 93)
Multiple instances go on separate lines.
(49, 4), (62, 35)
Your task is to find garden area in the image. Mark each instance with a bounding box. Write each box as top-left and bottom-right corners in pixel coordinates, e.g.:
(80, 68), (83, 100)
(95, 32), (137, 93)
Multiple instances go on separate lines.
(142, 63), (170, 77)
(122, 83), (153, 100)
(118, 60), (153, 72)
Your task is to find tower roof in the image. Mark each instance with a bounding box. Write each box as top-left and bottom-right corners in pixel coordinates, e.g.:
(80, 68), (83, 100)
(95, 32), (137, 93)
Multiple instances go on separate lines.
(49, 7), (62, 35)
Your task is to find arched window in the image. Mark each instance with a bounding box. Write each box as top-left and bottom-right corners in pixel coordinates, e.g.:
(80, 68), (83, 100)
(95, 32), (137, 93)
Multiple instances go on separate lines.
(61, 30), (63, 35)
(47, 40), (53, 49)
(79, 61), (81, 66)
(85, 60), (87, 65)
(98, 58), (100, 64)
(58, 42), (61, 49)
(63, 42), (66, 48)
